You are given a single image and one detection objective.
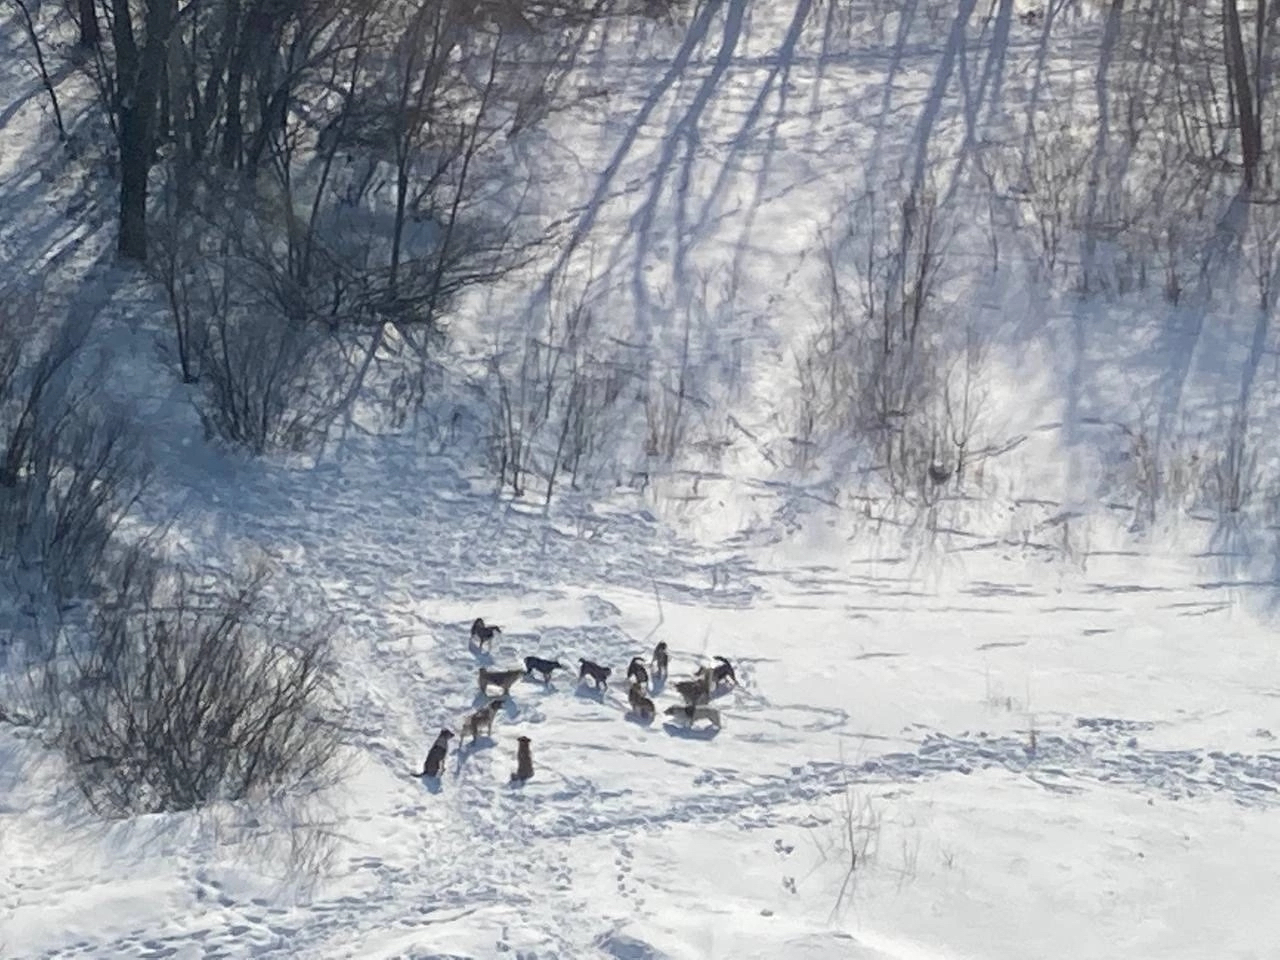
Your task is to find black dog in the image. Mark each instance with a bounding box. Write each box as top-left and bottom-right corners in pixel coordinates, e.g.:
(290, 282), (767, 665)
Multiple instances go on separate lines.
(421, 728), (454, 777)
(470, 617), (501, 649)
(711, 655), (737, 686)
(626, 656), (649, 686)
(578, 658), (612, 689)
(524, 655), (565, 683)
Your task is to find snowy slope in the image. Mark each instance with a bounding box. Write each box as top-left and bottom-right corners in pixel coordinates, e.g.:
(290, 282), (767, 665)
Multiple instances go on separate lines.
(3, 1), (1280, 959)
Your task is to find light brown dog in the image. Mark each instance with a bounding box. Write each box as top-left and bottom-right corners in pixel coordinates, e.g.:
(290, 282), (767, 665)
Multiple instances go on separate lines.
(463, 698), (504, 742)
(511, 736), (534, 782)
(674, 674), (711, 705)
(478, 667), (524, 696)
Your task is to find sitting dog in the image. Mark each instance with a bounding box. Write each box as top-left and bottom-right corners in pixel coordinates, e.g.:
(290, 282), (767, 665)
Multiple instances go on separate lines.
(626, 656), (649, 687)
(578, 658), (612, 689)
(664, 703), (722, 728)
(651, 641), (669, 677)
(627, 680), (655, 720)
(511, 736), (534, 782)
(523, 655), (565, 683)
(673, 674), (711, 705)
(478, 666), (524, 696)
(463, 698), (505, 742)
(470, 617), (501, 650)
(710, 655), (737, 687)
(420, 728), (454, 777)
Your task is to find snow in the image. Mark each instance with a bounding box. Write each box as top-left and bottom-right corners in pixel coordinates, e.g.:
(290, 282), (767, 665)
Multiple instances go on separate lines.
(3, 2), (1280, 959)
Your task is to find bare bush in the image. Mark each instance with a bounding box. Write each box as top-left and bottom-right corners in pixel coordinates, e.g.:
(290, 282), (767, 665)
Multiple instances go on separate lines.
(46, 551), (341, 817)
(0, 295), (151, 606)
(790, 188), (994, 503)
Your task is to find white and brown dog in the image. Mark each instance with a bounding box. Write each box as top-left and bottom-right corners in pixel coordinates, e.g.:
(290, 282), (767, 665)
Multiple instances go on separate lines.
(478, 666), (524, 696)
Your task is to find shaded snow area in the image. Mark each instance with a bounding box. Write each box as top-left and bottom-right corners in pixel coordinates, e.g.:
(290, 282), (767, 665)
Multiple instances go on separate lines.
(3, 1), (1280, 959)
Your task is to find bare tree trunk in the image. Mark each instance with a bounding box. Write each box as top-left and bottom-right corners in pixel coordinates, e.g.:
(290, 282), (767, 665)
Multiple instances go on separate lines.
(1224, 0), (1262, 190)
(78, 0), (100, 47)
(112, 0), (175, 261)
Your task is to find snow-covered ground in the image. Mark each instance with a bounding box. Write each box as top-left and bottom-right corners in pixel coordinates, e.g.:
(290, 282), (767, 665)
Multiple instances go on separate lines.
(3, 1), (1280, 958)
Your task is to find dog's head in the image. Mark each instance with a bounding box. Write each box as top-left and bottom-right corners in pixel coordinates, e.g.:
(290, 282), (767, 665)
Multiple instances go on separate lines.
(517, 736), (531, 745)
(471, 617), (484, 630)
(487, 698), (505, 712)
(439, 728), (455, 740)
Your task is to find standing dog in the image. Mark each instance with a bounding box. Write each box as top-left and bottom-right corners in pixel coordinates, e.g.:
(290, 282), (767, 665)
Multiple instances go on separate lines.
(523, 655), (565, 683)
(470, 617), (501, 650)
(627, 681), (655, 720)
(710, 655), (737, 687)
(674, 673), (711, 705)
(626, 656), (650, 687)
(664, 704), (722, 728)
(420, 728), (454, 777)
(651, 641), (669, 677)
(463, 699), (505, 742)
(578, 658), (612, 689)
(478, 666), (524, 696)
(511, 736), (534, 782)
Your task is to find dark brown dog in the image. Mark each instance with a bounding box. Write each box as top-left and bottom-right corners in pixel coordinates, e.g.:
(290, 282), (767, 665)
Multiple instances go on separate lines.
(421, 728), (454, 777)
(651, 641), (669, 677)
(710, 655), (737, 687)
(511, 736), (534, 782)
(626, 656), (649, 687)
(578, 658), (612, 689)
(470, 617), (501, 650)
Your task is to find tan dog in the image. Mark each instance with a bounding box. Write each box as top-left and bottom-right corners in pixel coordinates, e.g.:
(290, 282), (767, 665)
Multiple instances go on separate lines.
(463, 698), (504, 742)
(674, 674), (711, 705)
(511, 736), (534, 782)
(478, 667), (524, 696)
(627, 680), (655, 720)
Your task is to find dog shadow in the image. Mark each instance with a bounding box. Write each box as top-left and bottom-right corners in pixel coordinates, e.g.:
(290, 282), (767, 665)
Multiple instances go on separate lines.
(501, 699), (520, 720)
(420, 774), (443, 794)
(662, 722), (720, 741)
(625, 711), (655, 727)
(469, 644), (495, 666)
(458, 736), (496, 757)
(575, 684), (607, 703)
(650, 674), (667, 696)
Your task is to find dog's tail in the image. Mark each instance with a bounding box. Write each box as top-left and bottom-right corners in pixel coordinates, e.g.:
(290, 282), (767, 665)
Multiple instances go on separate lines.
(714, 655), (731, 665)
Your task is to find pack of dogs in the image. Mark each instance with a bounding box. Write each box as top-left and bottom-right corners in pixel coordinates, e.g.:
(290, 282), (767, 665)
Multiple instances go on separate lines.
(419, 619), (739, 784)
